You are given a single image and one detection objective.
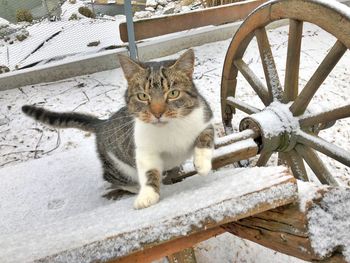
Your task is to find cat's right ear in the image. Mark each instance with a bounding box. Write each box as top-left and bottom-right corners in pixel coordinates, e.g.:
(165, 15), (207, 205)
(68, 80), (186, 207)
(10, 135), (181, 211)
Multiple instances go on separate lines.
(118, 54), (145, 82)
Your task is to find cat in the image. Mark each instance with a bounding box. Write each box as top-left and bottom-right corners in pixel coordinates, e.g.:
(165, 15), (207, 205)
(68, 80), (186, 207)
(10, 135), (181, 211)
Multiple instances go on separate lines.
(22, 49), (214, 209)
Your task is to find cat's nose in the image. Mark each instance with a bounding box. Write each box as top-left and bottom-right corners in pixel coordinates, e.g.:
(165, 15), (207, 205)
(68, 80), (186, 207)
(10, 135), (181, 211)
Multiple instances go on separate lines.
(153, 112), (163, 119)
(150, 102), (166, 119)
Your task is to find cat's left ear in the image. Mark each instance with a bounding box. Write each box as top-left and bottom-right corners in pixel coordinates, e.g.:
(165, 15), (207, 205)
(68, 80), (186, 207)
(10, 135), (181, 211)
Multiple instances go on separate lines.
(118, 54), (145, 82)
(171, 49), (195, 78)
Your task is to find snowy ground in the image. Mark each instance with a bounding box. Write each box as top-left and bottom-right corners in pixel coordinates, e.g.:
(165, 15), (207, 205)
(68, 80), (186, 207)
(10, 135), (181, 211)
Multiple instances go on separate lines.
(0, 0), (201, 71)
(0, 0), (126, 70)
(0, 22), (349, 262)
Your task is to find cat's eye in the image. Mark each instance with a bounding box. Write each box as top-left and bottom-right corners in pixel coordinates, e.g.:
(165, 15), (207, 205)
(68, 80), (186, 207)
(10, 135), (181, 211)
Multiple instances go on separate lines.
(137, 93), (149, 101)
(167, 90), (180, 99)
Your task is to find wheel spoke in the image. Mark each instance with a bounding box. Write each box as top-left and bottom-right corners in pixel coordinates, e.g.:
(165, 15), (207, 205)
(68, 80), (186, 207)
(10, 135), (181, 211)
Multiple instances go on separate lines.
(255, 27), (283, 101)
(278, 152), (288, 165)
(234, 59), (270, 106)
(299, 104), (350, 127)
(256, 151), (272, 167)
(297, 130), (350, 167)
(284, 19), (303, 102)
(290, 40), (347, 116)
(284, 150), (308, 181)
(226, 97), (260, 115)
(295, 144), (339, 186)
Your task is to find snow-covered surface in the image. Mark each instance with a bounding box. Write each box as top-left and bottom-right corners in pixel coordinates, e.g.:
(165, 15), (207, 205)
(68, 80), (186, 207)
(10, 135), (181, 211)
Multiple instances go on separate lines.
(250, 101), (300, 138)
(0, 22), (350, 262)
(296, 180), (327, 212)
(0, 0), (202, 71)
(213, 138), (256, 158)
(0, 18), (124, 70)
(297, 180), (350, 261)
(0, 146), (296, 263)
(215, 128), (256, 146)
(307, 187), (350, 261)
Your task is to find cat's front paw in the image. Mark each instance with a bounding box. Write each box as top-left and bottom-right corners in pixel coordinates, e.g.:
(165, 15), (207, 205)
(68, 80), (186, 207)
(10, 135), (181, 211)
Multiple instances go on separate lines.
(194, 147), (213, 176)
(134, 186), (160, 209)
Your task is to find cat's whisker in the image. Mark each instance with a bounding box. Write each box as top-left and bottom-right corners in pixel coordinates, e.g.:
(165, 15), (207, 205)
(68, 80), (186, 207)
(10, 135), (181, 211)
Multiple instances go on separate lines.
(125, 132), (134, 152)
(91, 115), (133, 126)
(102, 122), (135, 146)
(98, 120), (134, 135)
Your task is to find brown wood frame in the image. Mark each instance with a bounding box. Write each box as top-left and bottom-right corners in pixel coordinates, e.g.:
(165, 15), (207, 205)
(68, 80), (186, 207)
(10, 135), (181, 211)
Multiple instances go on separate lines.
(119, 0), (268, 42)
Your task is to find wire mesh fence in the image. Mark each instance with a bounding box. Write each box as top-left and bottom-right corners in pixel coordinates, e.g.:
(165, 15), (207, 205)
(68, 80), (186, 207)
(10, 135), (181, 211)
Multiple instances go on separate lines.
(0, 0), (206, 74)
(0, 0), (145, 73)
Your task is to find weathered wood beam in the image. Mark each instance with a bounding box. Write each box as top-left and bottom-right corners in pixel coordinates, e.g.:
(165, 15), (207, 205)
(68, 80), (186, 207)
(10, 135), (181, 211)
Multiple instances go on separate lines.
(119, 0), (268, 41)
(167, 247), (197, 263)
(111, 227), (225, 263)
(222, 204), (317, 261)
(111, 168), (297, 262)
(223, 185), (349, 262)
(167, 137), (259, 183)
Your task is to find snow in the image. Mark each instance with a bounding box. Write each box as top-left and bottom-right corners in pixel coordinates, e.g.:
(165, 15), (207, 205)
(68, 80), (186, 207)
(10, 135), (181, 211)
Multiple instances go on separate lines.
(262, 52), (282, 100)
(19, 19), (124, 69)
(215, 129), (256, 146)
(307, 187), (350, 261)
(0, 146), (296, 262)
(0, 17), (9, 26)
(213, 138), (256, 158)
(251, 101), (300, 138)
(60, 0), (86, 20)
(0, 18), (125, 70)
(297, 180), (327, 212)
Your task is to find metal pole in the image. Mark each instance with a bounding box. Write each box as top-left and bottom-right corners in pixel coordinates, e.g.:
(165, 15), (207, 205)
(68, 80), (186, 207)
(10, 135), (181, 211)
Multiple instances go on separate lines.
(124, 0), (138, 60)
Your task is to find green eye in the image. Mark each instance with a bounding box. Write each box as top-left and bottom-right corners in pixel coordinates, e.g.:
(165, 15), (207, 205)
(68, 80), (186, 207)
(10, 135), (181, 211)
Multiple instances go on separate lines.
(137, 93), (149, 101)
(168, 90), (180, 99)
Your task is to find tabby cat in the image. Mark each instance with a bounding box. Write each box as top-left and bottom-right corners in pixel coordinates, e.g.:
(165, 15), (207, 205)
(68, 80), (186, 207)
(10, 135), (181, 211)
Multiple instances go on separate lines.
(22, 49), (214, 209)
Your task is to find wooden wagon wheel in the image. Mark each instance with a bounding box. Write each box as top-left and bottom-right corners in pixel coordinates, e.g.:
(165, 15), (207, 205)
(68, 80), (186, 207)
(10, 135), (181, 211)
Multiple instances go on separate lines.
(220, 0), (350, 185)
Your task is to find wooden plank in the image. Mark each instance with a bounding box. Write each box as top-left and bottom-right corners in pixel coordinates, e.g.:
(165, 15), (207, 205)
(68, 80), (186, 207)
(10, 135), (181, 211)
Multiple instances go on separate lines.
(168, 138), (259, 183)
(224, 185), (350, 262)
(0, 155), (297, 263)
(223, 205), (321, 261)
(167, 248), (197, 263)
(110, 168), (297, 262)
(119, 0), (268, 41)
(111, 227), (224, 263)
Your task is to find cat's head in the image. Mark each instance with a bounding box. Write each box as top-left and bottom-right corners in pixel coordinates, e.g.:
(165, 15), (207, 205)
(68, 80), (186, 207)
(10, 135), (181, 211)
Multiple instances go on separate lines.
(118, 50), (199, 125)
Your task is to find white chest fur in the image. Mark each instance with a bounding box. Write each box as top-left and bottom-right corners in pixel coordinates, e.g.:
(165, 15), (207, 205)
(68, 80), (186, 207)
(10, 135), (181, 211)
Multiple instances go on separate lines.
(134, 106), (211, 170)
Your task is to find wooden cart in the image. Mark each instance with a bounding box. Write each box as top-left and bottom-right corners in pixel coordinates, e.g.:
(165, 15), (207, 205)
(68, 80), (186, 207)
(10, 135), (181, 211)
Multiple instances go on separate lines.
(1, 0), (349, 262)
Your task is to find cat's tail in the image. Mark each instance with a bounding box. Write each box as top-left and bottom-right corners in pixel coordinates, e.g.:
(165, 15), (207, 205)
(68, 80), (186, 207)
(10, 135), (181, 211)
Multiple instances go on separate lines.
(22, 105), (103, 132)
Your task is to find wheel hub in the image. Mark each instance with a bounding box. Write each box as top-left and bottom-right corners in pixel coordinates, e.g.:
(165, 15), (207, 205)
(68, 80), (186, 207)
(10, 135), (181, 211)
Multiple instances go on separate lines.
(239, 102), (299, 153)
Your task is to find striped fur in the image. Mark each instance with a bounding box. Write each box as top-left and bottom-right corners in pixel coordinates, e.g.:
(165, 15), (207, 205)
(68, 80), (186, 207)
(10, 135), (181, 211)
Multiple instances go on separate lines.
(22, 105), (102, 132)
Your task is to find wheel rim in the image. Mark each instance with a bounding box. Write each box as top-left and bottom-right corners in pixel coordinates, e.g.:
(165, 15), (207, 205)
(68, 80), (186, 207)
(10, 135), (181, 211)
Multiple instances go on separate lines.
(220, 0), (350, 185)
